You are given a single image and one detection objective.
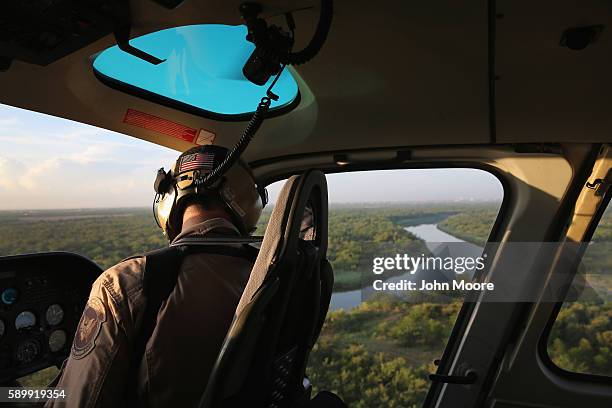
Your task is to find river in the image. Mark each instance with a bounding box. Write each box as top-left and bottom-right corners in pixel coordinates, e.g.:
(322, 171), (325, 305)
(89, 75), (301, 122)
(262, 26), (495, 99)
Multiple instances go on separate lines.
(328, 223), (483, 311)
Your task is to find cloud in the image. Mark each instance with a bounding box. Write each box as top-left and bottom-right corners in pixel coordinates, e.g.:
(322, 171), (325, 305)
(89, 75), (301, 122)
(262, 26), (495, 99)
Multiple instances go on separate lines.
(0, 101), (170, 206)
(0, 151), (165, 209)
(0, 104), (177, 209)
(67, 144), (116, 164)
(0, 155), (38, 191)
(0, 117), (20, 127)
(20, 158), (62, 190)
(0, 156), (22, 191)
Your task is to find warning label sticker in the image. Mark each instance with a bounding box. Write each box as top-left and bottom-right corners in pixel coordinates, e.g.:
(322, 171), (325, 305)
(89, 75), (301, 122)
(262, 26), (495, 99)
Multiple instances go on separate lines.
(195, 128), (216, 145)
(123, 109), (198, 143)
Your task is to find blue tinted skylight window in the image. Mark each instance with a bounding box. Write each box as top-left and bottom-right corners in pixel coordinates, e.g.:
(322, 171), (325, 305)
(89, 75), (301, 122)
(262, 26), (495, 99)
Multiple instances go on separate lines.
(93, 25), (299, 117)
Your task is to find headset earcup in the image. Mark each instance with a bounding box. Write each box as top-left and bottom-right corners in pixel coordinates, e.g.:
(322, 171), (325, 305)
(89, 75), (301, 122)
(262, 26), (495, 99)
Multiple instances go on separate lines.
(154, 168), (173, 194)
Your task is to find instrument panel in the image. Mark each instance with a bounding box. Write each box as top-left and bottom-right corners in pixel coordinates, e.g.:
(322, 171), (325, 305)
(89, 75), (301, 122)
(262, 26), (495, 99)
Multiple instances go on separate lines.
(0, 252), (101, 383)
(0, 1), (116, 67)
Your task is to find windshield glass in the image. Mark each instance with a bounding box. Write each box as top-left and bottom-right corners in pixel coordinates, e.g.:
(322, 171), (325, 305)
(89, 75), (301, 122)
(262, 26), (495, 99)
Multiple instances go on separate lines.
(93, 24), (299, 117)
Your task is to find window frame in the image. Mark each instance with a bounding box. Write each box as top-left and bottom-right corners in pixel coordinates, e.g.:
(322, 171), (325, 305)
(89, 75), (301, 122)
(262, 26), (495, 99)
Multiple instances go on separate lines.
(538, 189), (612, 385)
(257, 160), (511, 404)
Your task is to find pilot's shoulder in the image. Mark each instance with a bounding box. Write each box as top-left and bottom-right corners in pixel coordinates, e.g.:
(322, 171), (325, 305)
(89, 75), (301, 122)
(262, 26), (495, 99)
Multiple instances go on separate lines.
(91, 256), (146, 314)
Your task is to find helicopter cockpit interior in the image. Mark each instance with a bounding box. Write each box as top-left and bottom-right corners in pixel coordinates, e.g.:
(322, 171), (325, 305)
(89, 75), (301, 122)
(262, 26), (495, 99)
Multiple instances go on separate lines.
(0, 254), (100, 384)
(0, 0), (611, 407)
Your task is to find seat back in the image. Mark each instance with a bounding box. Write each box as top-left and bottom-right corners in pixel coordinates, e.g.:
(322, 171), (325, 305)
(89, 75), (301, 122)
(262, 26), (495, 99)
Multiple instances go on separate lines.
(200, 170), (332, 408)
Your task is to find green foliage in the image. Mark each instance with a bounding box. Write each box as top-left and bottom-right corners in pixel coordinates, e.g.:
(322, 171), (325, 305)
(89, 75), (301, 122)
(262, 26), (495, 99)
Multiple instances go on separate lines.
(548, 301), (612, 376)
(19, 366), (59, 387)
(592, 206), (612, 243)
(548, 208), (612, 377)
(3, 204), (610, 405)
(326, 211), (425, 291)
(308, 342), (431, 408)
(438, 208), (612, 378)
(0, 204), (464, 404)
(308, 295), (460, 407)
(257, 206), (455, 291)
(0, 209), (166, 269)
(437, 210), (499, 246)
(1, 207), (439, 290)
(377, 303), (461, 348)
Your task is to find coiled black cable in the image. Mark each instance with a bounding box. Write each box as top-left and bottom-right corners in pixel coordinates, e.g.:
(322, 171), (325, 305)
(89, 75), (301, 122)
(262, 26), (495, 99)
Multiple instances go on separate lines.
(254, 0), (333, 66)
(198, 97), (272, 187)
(199, 0), (333, 188)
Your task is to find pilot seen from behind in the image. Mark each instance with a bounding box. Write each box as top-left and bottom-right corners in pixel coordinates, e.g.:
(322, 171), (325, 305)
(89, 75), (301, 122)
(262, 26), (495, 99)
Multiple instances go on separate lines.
(46, 145), (266, 408)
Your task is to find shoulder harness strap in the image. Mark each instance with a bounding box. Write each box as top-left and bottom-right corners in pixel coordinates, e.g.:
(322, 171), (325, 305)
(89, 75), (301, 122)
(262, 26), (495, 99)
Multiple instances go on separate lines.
(128, 240), (259, 407)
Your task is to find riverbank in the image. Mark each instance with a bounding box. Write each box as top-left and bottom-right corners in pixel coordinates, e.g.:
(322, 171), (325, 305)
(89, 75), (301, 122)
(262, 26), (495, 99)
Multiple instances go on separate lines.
(329, 223), (479, 310)
(436, 210), (499, 246)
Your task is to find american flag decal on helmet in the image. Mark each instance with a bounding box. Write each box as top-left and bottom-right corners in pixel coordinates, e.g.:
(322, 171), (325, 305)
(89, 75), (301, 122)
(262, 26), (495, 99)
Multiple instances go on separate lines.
(179, 152), (215, 172)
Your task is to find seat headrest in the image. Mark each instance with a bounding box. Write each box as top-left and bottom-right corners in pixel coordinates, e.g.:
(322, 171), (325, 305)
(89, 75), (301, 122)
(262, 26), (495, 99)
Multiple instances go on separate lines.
(235, 170), (328, 316)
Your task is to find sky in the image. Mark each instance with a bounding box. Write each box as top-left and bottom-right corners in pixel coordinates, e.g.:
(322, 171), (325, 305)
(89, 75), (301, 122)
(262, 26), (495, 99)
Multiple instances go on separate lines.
(0, 104), (503, 210)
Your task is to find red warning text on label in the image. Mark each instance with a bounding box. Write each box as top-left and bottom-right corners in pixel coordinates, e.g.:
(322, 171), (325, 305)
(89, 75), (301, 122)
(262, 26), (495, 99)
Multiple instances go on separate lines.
(123, 109), (197, 143)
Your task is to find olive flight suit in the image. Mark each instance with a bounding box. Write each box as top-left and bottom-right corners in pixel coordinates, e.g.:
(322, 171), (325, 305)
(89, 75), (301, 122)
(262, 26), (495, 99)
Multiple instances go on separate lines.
(45, 218), (253, 408)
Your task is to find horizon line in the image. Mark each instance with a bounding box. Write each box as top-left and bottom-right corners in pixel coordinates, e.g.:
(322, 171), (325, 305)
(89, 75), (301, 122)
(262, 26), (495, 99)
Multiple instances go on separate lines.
(0, 200), (502, 212)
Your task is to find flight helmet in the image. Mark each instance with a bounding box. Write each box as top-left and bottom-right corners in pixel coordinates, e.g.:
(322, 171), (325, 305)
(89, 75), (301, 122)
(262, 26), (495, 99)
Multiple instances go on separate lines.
(153, 145), (267, 240)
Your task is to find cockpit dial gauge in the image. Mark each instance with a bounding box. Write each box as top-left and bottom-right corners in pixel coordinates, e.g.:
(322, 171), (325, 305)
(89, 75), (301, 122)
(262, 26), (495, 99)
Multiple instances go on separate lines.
(1, 288), (18, 305)
(48, 330), (67, 353)
(15, 311), (37, 330)
(16, 340), (40, 365)
(45, 304), (64, 326)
